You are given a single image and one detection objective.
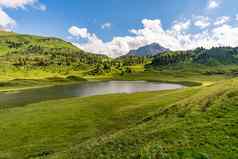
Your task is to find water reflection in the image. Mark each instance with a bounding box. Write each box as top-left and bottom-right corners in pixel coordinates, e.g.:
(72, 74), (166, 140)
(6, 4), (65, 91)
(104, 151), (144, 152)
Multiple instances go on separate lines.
(0, 81), (184, 107)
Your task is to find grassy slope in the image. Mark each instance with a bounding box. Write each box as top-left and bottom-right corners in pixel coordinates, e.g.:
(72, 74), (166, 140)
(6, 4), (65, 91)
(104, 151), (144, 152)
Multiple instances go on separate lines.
(0, 31), (236, 91)
(0, 32), (237, 158)
(0, 76), (86, 92)
(0, 65), (232, 92)
(52, 78), (238, 159)
(0, 77), (237, 159)
(0, 31), (107, 91)
(0, 31), (77, 52)
(113, 70), (230, 86)
(0, 31), (72, 79)
(0, 31), (110, 81)
(0, 88), (196, 159)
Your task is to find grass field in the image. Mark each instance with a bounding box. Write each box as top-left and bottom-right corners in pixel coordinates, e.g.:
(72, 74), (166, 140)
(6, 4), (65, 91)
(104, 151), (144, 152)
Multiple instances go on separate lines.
(62, 78), (237, 159)
(0, 75), (87, 92)
(0, 31), (237, 159)
(0, 71), (237, 159)
(114, 70), (231, 86)
(0, 86), (197, 159)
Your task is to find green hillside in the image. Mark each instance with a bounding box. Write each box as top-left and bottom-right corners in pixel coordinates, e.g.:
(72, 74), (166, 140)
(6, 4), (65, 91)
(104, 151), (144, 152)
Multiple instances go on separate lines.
(0, 31), (110, 80)
(151, 47), (238, 66)
(0, 76), (237, 159)
(1, 31), (238, 81)
(63, 79), (238, 159)
(150, 47), (238, 69)
(0, 31), (237, 159)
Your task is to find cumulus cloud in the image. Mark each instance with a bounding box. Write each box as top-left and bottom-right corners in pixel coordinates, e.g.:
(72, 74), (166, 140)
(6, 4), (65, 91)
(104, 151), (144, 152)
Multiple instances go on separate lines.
(0, 0), (46, 31)
(211, 24), (238, 47)
(214, 16), (230, 26)
(69, 17), (238, 58)
(101, 22), (112, 29)
(0, 0), (36, 8)
(208, 0), (220, 9)
(194, 16), (210, 29)
(0, 8), (16, 30)
(68, 26), (93, 38)
(172, 20), (191, 32)
(0, 0), (46, 10)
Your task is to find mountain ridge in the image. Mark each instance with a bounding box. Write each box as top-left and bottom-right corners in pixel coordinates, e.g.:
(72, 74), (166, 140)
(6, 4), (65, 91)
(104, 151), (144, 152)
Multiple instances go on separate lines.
(126, 43), (170, 56)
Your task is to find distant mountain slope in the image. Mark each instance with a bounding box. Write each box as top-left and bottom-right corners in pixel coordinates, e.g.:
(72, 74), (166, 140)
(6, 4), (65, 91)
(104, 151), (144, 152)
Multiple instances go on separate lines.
(0, 31), (78, 55)
(151, 47), (238, 67)
(0, 31), (109, 70)
(127, 43), (170, 56)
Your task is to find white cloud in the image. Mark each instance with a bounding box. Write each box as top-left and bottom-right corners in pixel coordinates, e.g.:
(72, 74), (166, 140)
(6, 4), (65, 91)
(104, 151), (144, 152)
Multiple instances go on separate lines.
(236, 14), (238, 21)
(0, 0), (35, 8)
(69, 18), (238, 58)
(101, 22), (112, 29)
(68, 26), (93, 38)
(141, 19), (163, 31)
(0, 8), (16, 31)
(0, 0), (47, 10)
(172, 20), (191, 32)
(194, 16), (210, 29)
(211, 24), (238, 47)
(208, 0), (220, 9)
(214, 16), (230, 26)
(0, 0), (46, 31)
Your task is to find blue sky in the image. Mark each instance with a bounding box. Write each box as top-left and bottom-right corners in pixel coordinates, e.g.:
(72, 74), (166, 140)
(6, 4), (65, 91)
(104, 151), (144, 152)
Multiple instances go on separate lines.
(1, 0), (238, 57)
(2, 0), (203, 38)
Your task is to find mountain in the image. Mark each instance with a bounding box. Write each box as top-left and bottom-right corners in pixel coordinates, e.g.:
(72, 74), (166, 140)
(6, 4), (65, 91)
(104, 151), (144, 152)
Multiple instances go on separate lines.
(150, 47), (238, 67)
(0, 31), (110, 72)
(127, 43), (170, 56)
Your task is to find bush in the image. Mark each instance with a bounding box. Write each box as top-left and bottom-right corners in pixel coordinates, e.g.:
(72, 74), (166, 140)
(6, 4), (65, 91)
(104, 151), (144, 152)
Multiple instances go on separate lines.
(66, 75), (86, 81)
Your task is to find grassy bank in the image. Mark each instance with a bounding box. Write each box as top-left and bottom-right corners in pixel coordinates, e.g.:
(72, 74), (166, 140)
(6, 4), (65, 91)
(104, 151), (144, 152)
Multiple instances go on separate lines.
(0, 77), (237, 158)
(0, 68), (232, 93)
(0, 75), (86, 92)
(59, 78), (238, 159)
(0, 30), (238, 159)
(0, 87), (197, 159)
(113, 70), (231, 86)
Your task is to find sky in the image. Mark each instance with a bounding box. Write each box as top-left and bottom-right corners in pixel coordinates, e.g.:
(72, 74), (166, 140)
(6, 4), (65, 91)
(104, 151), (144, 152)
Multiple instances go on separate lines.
(1, 0), (238, 57)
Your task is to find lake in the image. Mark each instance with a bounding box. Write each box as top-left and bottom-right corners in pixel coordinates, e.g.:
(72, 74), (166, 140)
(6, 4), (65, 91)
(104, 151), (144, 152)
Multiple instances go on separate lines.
(0, 81), (184, 107)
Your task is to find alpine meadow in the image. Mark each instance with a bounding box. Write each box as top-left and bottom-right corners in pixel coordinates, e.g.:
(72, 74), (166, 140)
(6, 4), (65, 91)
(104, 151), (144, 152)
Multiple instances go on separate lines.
(0, 0), (238, 159)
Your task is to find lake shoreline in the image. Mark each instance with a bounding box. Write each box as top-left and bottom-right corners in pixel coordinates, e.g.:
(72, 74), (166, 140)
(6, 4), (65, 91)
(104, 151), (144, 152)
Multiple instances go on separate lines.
(0, 81), (185, 109)
(0, 76), (202, 93)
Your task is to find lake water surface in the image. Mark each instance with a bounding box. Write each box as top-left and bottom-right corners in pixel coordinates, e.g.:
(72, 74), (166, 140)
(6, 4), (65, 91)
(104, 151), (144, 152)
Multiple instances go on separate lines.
(0, 81), (184, 107)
